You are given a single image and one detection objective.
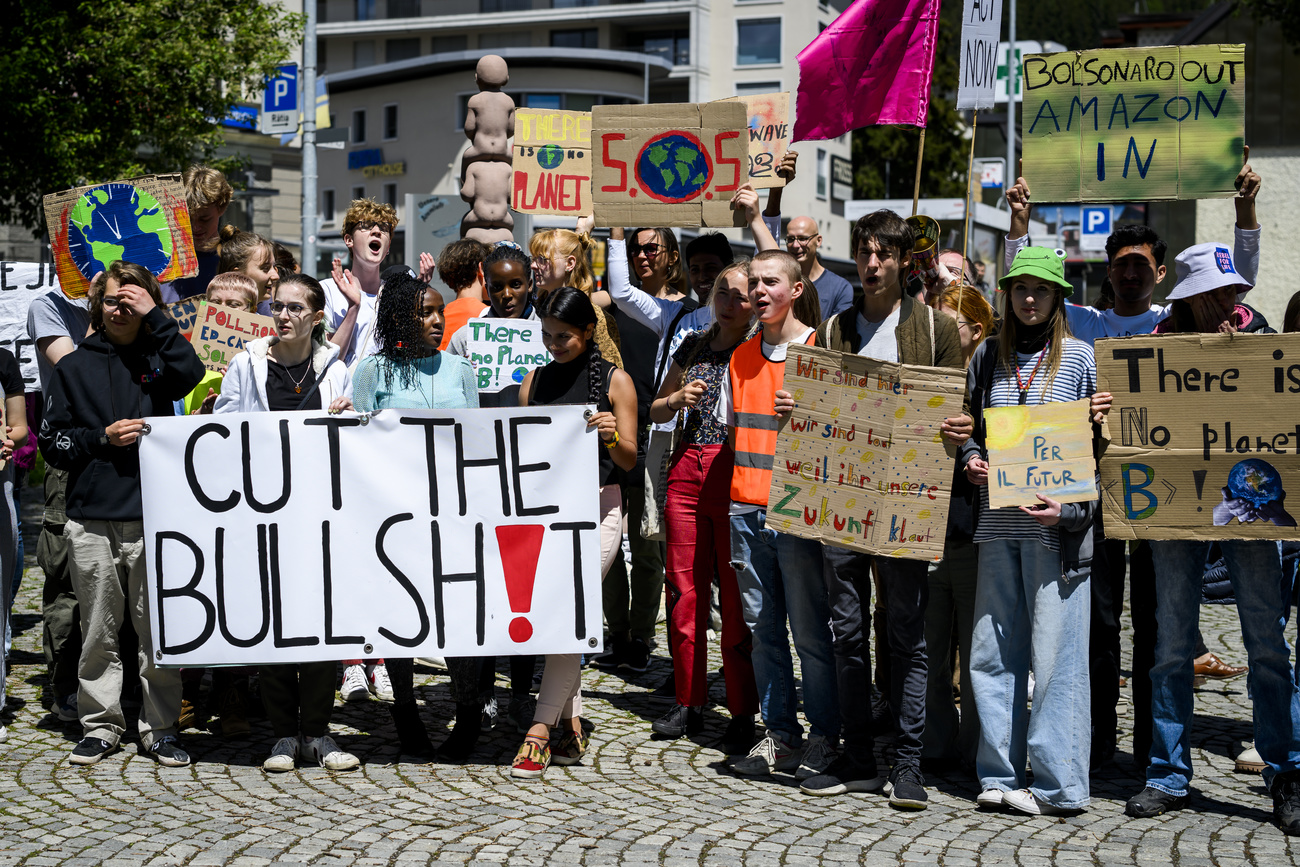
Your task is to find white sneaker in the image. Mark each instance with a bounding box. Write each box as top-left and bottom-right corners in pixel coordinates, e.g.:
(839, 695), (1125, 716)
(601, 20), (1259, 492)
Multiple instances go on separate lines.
(795, 734), (838, 781)
(1236, 744), (1265, 773)
(1003, 788), (1073, 816)
(730, 730), (803, 776)
(263, 736), (298, 772)
(369, 664), (394, 702)
(299, 735), (359, 771)
(976, 788), (1004, 808)
(341, 664), (370, 702)
(0, 724), (7, 743)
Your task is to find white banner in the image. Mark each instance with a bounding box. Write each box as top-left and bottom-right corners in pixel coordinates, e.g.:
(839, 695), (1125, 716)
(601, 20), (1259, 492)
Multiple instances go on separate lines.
(464, 318), (548, 393)
(0, 262), (61, 390)
(141, 406), (604, 665)
(957, 0), (1003, 110)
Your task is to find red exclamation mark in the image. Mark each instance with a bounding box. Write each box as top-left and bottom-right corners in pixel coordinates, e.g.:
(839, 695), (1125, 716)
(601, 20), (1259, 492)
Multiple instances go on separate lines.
(496, 525), (545, 642)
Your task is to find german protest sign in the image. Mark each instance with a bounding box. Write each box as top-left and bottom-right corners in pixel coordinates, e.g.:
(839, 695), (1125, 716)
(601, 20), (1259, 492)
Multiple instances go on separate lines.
(190, 301), (277, 371)
(1021, 44), (1245, 202)
(986, 398), (1097, 508)
(165, 295), (203, 341)
(511, 109), (593, 216)
(43, 174), (198, 299)
(1096, 333), (1300, 540)
(141, 406), (603, 665)
(0, 262), (61, 390)
(464, 318), (549, 393)
(718, 92), (791, 188)
(591, 102), (748, 228)
(957, 0), (1003, 110)
(766, 345), (965, 561)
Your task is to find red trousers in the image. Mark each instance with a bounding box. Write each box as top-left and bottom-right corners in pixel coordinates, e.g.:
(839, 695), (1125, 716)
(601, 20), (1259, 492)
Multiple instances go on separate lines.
(664, 443), (757, 714)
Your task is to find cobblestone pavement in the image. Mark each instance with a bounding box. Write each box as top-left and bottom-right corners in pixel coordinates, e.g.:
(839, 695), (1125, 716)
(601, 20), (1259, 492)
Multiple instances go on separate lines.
(2, 496), (1297, 866)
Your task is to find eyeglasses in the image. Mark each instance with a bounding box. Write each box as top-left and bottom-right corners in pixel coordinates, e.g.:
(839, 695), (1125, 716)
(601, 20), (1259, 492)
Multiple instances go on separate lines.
(101, 297), (134, 314)
(629, 243), (663, 257)
(785, 234), (819, 246)
(530, 254), (560, 266)
(270, 302), (311, 317)
(354, 221), (393, 234)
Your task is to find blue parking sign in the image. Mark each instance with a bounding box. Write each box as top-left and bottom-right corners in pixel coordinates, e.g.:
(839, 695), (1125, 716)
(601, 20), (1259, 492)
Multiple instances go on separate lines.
(1080, 206), (1112, 253)
(260, 64), (299, 134)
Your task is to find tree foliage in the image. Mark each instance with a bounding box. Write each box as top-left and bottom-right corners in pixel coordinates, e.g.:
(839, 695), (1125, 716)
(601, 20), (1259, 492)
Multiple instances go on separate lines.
(1237, 0), (1300, 48)
(0, 0), (304, 231)
(852, 3), (968, 201)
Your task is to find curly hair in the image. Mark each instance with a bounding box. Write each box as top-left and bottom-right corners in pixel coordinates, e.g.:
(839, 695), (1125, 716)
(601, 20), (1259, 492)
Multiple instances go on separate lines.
(343, 198), (398, 237)
(373, 272), (435, 391)
(540, 286), (603, 405)
(183, 165), (233, 211)
(438, 239), (488, 292)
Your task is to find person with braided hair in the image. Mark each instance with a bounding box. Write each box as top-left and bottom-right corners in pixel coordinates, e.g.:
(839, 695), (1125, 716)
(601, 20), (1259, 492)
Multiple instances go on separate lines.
(529, 225), (622, 368)
(647, 260), (760, 752)
(511, 287), (636, 779)
(348, 272), (489, 762)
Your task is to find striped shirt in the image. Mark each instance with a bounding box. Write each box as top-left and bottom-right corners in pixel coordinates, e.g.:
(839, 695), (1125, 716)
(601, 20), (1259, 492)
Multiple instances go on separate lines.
(973, 337), (1096, 551)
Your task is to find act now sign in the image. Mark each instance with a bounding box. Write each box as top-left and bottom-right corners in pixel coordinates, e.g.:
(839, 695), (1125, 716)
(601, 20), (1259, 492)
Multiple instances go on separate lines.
(1021, 44), (1245, 202)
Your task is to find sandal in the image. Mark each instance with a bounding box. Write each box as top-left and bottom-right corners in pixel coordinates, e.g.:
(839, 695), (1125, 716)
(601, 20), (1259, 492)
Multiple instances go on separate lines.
(511, 735), (551, 779)
(551, 727), (589, 766)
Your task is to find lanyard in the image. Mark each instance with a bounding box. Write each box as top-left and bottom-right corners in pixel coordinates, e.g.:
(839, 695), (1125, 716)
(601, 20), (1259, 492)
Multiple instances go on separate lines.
(1015, 340), (1050, 405)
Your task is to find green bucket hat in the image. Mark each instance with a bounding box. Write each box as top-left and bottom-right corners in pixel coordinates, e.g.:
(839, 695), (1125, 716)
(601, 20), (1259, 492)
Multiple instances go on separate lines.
(998, 246), (1072, 296)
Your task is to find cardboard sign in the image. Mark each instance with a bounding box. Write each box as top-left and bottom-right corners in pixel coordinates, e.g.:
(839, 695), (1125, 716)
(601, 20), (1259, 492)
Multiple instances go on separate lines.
(1096, 333), (1300, 541)
(0, 262), (61, 390)
(165, 295), (204, 341)
(956, 0), (1003, 110)
(591, 102), (748, 228)
(464, 318), (548, 393)
(511, 109), (592, 216)
(1021, 44), (1245, 202)
(140, 407), (603, 664)
(766, 345), (965, 561)
(719, 92), (791, 188)
(43, 174), (198, 299)
(986, 398), (1097, 508)
(190, 301), (278, 371)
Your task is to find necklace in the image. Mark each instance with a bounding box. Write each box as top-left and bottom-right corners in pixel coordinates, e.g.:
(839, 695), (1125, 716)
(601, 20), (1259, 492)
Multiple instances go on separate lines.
(1014, 339), (1050, 405)
(275, 352), (313, 393)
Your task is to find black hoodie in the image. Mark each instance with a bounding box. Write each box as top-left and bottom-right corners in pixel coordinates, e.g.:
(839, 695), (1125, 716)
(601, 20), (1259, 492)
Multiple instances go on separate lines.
(39, 306), (205, 522)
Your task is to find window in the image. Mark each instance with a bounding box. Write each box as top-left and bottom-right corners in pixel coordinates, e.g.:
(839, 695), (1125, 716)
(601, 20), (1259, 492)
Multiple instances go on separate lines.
(317, 0), (327, 23)
(481, 0), (530, 10)
(386, 37), (420, 63)
(431, 34), (468, 53)
(351, 109), (367, 144)
(317, 39), (328, 73)
(388, 0), (420, 16)
(816, 148), (828, 200)
(735, 80), (780, 96)
(552, 0), (598, 6)
(352, 185), (366, 202)
(320, 189), (336, 223)
(383, 183), (398, 208)
(627, 30), (690, 66)
(551, 28), (598, 50)
(353, 40), (376, 68)
(479, 31), (532, 48)
(383, 104), (399, 139)
(524, 93), (563, 110)
(356, 0), (376, 20)
(736, 18), (781, 66)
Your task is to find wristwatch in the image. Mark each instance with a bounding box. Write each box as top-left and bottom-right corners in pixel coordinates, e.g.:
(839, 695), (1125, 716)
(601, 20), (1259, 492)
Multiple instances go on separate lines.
(100, 432), (110, 448)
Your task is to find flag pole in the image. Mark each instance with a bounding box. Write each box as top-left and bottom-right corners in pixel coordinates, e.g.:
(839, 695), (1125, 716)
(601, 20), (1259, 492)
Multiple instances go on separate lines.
(962, 112), (978, 264)
(911, 128), (927, 217)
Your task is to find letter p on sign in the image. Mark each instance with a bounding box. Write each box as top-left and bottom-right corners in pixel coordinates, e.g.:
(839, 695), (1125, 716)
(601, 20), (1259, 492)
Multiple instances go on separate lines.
(1080, 206), (1112, 252)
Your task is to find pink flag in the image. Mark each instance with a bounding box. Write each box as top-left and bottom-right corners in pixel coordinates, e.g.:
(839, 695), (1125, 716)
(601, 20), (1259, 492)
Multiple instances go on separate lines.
(793, 0), (941, 141)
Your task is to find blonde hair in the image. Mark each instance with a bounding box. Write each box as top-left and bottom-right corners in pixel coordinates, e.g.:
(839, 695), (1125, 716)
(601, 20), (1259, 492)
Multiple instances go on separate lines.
(530, 229), (595, 296)
(205, 272), (259, 309)
(343, 198), (397, 237)
(995, 287), (1074, 397)
(217, 225), (275, 276)
(183, 165), (233, 211)
(934, 284), (995, 347)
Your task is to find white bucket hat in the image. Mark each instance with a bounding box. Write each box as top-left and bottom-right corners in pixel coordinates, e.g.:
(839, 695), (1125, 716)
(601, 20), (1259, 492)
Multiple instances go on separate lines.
(1167, 242), (1253, 301)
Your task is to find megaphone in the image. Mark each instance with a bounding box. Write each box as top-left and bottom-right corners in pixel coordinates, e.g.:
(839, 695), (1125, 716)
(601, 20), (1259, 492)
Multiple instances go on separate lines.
(906, 215), (941, 270)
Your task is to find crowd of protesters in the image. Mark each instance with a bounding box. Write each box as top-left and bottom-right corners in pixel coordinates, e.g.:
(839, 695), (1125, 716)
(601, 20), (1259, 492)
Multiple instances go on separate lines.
(3, 150), (1299, 838)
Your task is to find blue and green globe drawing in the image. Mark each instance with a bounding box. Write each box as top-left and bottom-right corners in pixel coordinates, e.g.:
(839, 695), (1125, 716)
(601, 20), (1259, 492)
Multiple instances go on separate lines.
(536, 145), (565, 170)
(635, 131), (713, 203)
(1227, 458), (1284, 507)
(67, 183), (174, 279)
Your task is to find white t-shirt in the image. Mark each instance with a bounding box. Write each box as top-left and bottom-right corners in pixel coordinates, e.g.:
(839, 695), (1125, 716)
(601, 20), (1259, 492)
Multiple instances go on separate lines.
(321, 277), (380, 366)
(1064, 304), (1167, 345)
(717, 327), (815, 515)
(855, 308), (900, 362)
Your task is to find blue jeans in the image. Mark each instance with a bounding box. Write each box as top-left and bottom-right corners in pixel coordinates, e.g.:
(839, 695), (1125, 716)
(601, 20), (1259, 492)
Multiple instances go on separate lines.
(971, 538), (1091, 808)
(1148, 539), (1300, 795)
(730, 509), (839, 745)
(4, 482), (21, 656)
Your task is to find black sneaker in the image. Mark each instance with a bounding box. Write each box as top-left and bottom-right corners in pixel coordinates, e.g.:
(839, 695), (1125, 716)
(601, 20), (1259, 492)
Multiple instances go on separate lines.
(147, 736), (191, 767)
(884, 763), (929, 810)
(1125, 785), (1187, 818)
(68, 737), (117, 766)
(592, 638), (627, 669)
(800, 754), (885, 796)
(718, 715), (757, 756)
(620, 639), (650, 673)
(1273, 770), (1300, 835)
(648, 672), (676, 701)
(651, 704), (703, 739)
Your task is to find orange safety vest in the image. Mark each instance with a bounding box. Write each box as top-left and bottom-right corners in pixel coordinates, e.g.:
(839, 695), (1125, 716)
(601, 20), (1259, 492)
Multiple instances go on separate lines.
(729, 330), (814, 506)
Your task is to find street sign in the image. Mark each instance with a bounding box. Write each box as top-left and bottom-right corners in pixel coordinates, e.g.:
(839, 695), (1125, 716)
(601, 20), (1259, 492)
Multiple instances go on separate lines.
(316, 127), (349, 150)
(830, 155), (853, 201)
(260, 64), (299, 135)
(994, 41), (1066, 103)
(1081, 206), (1112, 252)
(975, 158), (1005, 189)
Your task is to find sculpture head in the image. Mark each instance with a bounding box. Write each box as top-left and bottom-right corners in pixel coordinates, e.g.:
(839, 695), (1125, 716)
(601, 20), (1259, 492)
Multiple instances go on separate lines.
(476, 55), (509, 91)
